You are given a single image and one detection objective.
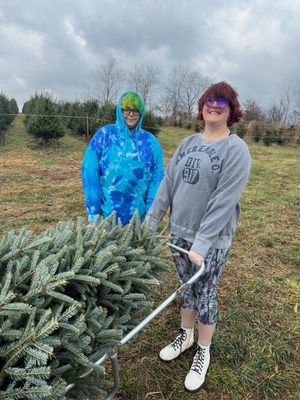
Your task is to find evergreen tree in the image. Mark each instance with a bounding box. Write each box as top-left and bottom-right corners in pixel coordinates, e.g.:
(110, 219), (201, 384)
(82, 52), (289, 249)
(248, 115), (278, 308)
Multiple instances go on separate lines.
(9, 99), (19, 115)
(275, 128), (285, 145)
(98, 102), (116, 127)
(263, 129), (272, 146)
(0, 93), (18, 146)
(59, 99), (103, 138)
(0, 212), (169, 399)
(62, 100), (83, 134)
(26, 93), (65, 143)
(142, 111), (161, 137)
(252, 125), (262, 143)
(235, 121), (247, 138)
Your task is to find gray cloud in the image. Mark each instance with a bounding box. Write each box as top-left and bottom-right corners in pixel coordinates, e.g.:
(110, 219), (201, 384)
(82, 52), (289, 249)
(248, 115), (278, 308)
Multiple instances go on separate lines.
(0, 0), (299, 109)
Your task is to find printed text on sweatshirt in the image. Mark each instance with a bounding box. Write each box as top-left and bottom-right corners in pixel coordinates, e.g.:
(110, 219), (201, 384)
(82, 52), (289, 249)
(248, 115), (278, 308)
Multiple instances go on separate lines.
(147, 133), (251, 257)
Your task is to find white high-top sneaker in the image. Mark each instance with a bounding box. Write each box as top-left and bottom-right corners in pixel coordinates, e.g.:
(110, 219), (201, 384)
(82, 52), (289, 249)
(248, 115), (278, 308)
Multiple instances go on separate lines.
(159, 328), (194, 361)
(184, 344), (210, 392)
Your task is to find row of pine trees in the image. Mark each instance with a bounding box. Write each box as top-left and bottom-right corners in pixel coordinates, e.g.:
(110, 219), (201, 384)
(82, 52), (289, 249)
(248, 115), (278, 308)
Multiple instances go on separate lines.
(22, 93), (162, 143)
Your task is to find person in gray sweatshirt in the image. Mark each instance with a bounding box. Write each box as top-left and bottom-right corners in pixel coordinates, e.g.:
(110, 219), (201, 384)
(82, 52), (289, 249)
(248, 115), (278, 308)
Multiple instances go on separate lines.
(147, 81), (251, 392)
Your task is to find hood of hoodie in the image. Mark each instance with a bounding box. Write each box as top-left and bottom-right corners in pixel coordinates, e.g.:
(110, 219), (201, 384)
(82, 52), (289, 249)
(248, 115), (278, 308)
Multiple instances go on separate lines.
(116, 92), (145, 137)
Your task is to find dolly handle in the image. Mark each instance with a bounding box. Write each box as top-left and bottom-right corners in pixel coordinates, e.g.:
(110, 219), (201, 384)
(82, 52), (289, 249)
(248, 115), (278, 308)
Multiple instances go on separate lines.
(65, 242), (205, 398)
(167, 242), (190, 254)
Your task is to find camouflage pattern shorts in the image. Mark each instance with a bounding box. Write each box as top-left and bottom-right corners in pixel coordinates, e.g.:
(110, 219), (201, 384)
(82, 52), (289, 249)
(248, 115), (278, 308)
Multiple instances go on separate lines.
(171, 237), (229, 325)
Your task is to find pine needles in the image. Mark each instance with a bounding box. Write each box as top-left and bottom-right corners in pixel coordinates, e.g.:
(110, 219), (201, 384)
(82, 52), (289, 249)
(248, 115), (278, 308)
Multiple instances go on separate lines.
(0, 212), (169, 399)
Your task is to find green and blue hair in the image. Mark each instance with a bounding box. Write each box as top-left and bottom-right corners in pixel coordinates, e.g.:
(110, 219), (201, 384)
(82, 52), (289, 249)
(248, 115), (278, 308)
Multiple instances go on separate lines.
(121, 92), (145, 115)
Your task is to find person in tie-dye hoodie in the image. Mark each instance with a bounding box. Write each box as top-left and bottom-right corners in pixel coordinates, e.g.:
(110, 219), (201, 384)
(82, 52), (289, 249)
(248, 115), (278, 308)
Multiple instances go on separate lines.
(82, 92), (164, 224)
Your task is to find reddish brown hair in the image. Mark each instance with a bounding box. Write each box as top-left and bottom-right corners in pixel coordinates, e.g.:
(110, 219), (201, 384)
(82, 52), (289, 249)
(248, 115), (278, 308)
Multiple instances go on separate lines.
(197, 81), (243, 127)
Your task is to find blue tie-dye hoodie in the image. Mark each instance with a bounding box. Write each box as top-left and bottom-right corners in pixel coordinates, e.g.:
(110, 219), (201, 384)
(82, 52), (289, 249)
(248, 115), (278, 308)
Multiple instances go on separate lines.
(82, 92), (164, 224)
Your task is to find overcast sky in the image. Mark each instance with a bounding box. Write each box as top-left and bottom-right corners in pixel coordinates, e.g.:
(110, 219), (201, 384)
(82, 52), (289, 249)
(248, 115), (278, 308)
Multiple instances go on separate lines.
(1, 0), (300, 110)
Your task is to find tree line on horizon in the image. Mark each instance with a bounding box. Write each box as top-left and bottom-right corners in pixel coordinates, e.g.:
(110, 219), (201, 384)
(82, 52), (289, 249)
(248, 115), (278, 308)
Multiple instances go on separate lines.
(7, 59), (300, 125)
(86, 60), (300, 127)
(0, 89), (298, 147)
(1, 59), (300, 145)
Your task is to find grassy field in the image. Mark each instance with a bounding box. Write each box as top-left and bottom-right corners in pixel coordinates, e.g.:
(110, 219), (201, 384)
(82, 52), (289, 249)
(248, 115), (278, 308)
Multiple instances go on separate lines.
(0, 115), (299, 399)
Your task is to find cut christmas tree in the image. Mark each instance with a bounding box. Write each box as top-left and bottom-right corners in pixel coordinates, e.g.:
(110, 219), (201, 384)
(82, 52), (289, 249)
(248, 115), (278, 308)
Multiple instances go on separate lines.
(0, 212), (169, 399)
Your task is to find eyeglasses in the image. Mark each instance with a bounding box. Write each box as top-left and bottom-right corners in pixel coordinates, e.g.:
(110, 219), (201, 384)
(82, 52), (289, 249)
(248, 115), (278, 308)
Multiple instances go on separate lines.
(205, 97), (228, 108)
(122, 108), (140, 116)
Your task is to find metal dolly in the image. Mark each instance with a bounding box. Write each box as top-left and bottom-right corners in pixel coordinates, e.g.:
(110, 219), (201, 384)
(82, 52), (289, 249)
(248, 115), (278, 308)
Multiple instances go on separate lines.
(65, 243), (205, 399)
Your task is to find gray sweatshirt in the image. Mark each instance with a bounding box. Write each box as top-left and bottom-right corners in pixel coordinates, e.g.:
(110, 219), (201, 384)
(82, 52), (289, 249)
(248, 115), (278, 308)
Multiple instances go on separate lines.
(147, 133), (251, 258)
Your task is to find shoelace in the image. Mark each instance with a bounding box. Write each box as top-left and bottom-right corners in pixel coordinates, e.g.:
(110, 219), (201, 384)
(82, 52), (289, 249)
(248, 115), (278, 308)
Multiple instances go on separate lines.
(191, 346), (205, 374)
(171, 328), (187, 351)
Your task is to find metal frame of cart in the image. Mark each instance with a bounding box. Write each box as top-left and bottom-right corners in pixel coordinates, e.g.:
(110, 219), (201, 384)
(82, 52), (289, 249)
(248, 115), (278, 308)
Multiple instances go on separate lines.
(65, 243), (205, 399)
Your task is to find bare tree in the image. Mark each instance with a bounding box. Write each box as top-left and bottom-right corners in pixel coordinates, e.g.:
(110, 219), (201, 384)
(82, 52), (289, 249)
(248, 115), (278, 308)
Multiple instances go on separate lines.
(164, 67), (209, 120)
(164, 67), (185, 118)
(179, 70), (210, 121)
(266, 87), (292, 125)
(128, 65), (160, 108)
(91, 59), (124, 105)
(289, 88), (300, 125)
(243, 97), (265, 121)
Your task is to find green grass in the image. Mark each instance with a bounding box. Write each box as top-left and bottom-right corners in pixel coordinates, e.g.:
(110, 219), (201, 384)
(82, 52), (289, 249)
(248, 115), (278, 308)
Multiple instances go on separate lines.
(0, 115), (299, 399)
